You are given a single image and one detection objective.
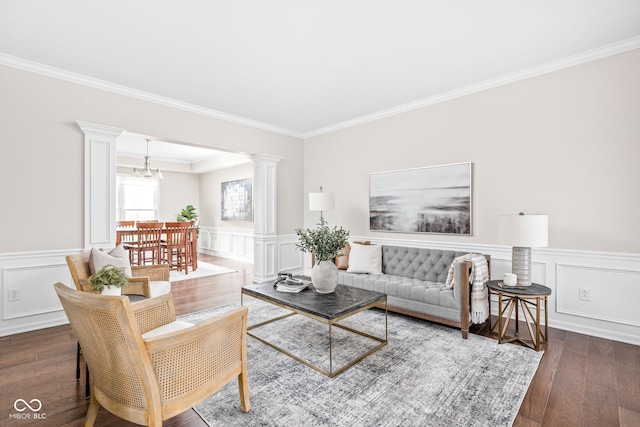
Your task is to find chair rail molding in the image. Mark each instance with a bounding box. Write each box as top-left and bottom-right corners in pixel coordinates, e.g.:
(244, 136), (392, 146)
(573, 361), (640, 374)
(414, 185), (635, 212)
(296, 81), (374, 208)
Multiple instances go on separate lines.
(77, 121), (124, 249)
(2, 240), (637, 345)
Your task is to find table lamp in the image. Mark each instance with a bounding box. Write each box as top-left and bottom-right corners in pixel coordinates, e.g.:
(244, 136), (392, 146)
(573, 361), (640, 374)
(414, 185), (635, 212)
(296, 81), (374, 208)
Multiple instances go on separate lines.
(308, 186), (334, 223)
(498, 212), (548, 286)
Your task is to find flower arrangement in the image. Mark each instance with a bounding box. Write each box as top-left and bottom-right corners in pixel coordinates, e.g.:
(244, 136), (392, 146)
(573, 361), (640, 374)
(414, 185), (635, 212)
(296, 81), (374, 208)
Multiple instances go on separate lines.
(295, 218), (350, 262)
(88, 265), (128, 293)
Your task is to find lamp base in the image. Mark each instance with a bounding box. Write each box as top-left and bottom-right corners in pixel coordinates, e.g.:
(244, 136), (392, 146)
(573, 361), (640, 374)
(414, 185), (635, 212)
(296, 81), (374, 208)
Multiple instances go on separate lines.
(512, 246), (532, 286)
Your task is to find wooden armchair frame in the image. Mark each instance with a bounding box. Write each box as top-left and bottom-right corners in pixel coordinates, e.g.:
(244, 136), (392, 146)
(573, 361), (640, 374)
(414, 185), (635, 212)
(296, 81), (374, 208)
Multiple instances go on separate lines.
(65, 250), (171, 396)
(54, 283), (250, 426)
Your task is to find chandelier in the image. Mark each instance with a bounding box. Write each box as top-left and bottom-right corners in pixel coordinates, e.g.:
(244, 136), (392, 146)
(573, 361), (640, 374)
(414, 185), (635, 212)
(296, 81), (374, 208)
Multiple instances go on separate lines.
(131, 139), (163, 179)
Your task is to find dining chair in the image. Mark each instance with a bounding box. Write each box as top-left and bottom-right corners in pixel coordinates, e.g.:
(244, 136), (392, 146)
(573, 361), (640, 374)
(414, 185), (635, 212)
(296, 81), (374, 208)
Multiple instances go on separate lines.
(127, 222), (164, 265)
(186, 220), (199, 271)
(54, 283), (250, 426)
(162, 221), (191, 274)
(115, 220), (136, 246)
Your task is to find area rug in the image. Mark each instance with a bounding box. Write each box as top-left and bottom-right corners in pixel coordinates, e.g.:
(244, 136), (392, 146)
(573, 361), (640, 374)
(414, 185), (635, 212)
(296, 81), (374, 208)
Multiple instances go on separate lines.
(179, 298), (543, 427)
(168, 261), (236, 282)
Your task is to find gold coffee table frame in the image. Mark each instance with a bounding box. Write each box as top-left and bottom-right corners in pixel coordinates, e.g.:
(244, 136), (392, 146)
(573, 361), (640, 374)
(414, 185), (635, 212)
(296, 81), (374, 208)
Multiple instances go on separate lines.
(242, 289), (388, 378)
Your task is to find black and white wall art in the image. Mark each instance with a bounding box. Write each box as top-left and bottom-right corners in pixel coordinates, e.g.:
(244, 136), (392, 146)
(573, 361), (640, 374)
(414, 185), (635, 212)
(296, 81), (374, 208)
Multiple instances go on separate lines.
(221, 178), (253, 221)
(369, 162), (472, 234)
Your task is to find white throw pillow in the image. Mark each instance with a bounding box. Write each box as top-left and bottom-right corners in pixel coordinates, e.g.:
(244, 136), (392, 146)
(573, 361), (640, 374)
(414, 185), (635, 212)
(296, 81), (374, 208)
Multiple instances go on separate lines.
(89, 245), (132, 277)
(346, 243), (382, 274)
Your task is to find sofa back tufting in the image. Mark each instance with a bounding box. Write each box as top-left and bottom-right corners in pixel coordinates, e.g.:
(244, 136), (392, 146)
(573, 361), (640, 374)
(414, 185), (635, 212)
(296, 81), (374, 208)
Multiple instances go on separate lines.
(381, 245), (470, 283)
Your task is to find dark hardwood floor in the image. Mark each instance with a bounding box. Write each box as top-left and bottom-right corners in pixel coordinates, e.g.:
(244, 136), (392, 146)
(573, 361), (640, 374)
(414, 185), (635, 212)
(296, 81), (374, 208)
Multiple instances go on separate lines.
(1, 254), (638, 426)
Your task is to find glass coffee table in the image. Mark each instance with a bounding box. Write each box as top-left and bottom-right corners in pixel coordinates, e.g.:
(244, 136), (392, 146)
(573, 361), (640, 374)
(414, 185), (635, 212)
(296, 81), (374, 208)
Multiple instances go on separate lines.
(242, 281), (388, 378)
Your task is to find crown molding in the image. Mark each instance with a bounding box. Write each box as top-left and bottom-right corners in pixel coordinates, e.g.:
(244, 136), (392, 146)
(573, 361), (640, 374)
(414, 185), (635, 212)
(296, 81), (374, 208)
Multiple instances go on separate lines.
(2, 35), (639, 141)
(302, 36), (640, 139)
(0, 53), (304, 139)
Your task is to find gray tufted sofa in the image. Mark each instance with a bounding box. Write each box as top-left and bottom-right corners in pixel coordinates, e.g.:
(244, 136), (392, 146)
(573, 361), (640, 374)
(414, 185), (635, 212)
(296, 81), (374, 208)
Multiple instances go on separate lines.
(337, 245), (490, 338)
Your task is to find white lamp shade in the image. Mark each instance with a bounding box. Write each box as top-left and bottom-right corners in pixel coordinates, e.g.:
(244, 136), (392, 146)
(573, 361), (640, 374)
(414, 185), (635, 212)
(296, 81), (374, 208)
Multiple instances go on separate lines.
(309, 192), (335, 212)
(498, 214), (548, 248)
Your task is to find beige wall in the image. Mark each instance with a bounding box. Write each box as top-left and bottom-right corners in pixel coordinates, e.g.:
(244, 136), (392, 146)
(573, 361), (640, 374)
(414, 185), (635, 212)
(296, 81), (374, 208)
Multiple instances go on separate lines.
(200, 163), (254, 229)
(0, 65), (303, 253)
(158, 171), (201, 222)
(304, 49), (640, 254)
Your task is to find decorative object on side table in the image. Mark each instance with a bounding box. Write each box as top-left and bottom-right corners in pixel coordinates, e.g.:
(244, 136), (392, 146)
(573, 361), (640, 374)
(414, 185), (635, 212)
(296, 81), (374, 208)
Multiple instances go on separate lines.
(498, 212), (548, 286)
(295, 218), (349, 294)
(88, 264), (128, 295)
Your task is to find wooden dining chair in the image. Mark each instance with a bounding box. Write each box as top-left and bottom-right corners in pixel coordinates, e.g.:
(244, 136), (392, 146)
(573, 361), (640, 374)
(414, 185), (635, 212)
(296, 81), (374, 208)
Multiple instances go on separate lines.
(162, 221), (191, 274)
(127, 222), (164, 265)
(186, 220), (199, 271)
(115, 220), (136, 246)
(54, 283), (250, 426)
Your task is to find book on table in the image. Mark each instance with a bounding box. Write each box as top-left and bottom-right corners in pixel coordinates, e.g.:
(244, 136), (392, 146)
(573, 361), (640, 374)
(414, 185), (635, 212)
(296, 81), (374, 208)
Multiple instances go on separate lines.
(276, 278), (311, 293)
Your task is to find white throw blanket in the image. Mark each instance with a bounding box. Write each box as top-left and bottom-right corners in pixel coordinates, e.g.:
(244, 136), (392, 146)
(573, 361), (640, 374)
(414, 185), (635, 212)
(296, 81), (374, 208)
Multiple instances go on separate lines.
(445, 254), (489, 324)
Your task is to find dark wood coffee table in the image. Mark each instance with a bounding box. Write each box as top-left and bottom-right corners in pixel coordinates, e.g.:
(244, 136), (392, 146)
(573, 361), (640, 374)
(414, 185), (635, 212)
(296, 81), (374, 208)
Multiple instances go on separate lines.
(242, 281), (388, 378)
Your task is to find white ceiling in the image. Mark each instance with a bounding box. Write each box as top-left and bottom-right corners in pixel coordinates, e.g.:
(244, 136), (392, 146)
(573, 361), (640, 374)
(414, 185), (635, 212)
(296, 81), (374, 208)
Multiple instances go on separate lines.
(116, 133), (230, 164)
(1, 1), (639, 139)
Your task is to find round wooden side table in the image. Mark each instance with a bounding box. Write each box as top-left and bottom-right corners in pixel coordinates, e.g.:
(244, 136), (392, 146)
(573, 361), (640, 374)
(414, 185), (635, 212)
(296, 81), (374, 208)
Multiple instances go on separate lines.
(487, 280), (551, 351)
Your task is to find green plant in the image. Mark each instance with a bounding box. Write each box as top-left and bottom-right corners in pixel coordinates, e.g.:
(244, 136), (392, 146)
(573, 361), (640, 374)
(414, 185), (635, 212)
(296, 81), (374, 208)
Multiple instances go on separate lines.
(295, 218), (350, 262)
(177, 204), (198, 222)
(88, 265), (128, 293)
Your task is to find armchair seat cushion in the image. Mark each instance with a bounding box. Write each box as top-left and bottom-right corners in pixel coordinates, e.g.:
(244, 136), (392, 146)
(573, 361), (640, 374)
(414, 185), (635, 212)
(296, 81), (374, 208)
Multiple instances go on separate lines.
(141, 320), (194, 340)
(149, 280), (171, 298)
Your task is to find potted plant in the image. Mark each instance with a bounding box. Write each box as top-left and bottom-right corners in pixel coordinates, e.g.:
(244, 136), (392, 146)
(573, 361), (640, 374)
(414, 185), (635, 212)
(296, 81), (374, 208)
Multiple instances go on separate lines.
(88, 265), (128, 295)
(177, 204), (199, 236)
(295, 218), (349, 293)
(177, 204), (198, 223)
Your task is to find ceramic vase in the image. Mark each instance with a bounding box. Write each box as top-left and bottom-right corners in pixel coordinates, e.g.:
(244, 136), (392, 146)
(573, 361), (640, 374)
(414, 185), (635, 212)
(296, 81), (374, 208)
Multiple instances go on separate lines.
(101, 285), (122, 296)
(311, 261), (339, 294)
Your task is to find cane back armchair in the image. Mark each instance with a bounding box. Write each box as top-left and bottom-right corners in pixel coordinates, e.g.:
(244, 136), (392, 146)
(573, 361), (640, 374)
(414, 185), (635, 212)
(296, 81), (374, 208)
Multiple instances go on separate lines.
(65, 250), (170, 297)
(54, 282), (250, 426)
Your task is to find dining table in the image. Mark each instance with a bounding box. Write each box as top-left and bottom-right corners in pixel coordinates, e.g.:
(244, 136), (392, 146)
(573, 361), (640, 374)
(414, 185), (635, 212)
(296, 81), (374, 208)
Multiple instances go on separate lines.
(115, 224), (198, 271)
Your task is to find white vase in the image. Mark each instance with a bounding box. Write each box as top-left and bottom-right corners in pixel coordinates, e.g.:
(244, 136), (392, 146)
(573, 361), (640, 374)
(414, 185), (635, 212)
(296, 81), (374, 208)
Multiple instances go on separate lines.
(311, 261), (339, 294)
(101, 286), (122, 296)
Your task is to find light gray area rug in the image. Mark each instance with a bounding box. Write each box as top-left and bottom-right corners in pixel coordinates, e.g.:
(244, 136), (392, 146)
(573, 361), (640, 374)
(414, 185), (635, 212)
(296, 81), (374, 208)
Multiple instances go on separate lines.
(179, 297), (543, 427)
(168, 261), (236, 282)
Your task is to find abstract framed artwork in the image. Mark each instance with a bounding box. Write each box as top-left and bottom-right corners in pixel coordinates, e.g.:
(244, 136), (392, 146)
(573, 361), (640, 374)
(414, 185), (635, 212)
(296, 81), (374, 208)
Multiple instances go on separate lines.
(369, 162), (472, 235)
(221, 178), (253, 221)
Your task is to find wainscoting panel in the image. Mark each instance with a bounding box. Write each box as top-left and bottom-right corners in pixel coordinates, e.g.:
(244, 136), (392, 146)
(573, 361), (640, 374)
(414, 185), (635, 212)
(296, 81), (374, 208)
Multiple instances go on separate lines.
(556, 263), (640, 327)
(0, 250), (75, 337)
(278, 238), (304, 273)
(342, 236), (640, 346)
(199, 227), (254, 263)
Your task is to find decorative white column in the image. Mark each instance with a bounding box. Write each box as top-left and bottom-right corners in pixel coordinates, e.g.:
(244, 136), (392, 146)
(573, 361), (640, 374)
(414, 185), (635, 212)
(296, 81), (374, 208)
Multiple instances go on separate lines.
(251, 153), (282, 282)
(77, 121), (124, 249)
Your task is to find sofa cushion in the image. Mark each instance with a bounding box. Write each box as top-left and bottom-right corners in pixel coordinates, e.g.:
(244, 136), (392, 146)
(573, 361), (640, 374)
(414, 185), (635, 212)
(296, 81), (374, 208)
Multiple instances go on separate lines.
(381, 246), (468, 282)
(89, 245), (132, 277)
(338, 272), (459, 310)
(347, 243), (382, 274)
